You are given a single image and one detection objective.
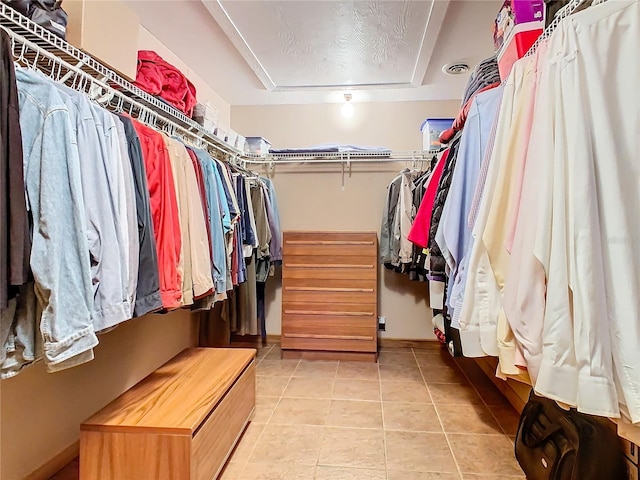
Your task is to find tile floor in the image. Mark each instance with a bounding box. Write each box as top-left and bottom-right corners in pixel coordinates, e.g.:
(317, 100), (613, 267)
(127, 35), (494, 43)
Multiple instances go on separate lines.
(219, 344), (524, 480)
(50, 343), (525, 480)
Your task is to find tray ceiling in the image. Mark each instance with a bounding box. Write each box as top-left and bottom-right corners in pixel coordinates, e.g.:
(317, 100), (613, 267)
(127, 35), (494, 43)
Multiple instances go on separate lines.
(202, 0), (449, 91)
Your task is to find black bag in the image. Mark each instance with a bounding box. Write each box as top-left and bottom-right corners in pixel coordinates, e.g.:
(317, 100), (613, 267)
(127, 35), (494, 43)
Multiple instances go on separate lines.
(2, 0), (67, 39)
(515, 392), (626, 480)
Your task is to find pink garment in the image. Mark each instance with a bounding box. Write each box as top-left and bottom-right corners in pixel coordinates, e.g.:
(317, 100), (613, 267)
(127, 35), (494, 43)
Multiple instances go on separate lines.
(407, 148), (449, 248)
(134, 51), (197, 117)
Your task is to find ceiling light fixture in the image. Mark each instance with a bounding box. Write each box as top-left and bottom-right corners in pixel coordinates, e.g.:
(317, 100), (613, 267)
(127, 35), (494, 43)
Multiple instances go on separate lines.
(341, 93), (354, 118)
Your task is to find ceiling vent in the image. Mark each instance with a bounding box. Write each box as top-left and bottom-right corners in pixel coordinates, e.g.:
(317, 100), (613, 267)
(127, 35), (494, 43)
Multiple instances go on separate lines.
(442, 62), (470, 75)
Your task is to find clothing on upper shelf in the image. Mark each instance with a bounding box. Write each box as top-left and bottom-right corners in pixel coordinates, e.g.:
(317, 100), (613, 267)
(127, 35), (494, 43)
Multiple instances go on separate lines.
(404, 0), (640, 426)
(0, 42), (282, 377)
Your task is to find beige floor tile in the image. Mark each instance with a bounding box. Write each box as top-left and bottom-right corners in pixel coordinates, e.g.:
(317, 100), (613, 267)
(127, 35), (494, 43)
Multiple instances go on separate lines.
(383, 402), (442, 432)
(218, 461), (246, 480)
(336, 361), (379, 380)
(257, 359), (299, 377)
(332, 379), (381, 401)
(256, 376), (291, 397)
(462, 475), (525, 479)
(436, 404), (503, 434)
(249, 424), (324, 465)
(315, 466), (386, 479)
(378, 351), (418, 366)
(269, 397), (331, 426)
(283, 377), (335, 399)
(379, 363), (425, 383)
(491, 405), (521, 435)
(381, 381), (432, 403)
(385, 431), (458, 473)
(473, 382), (511, 407)
(294, 360), (339, 378)
(228, 422), (265, 463)
(415, 352), (459, 368)
(388, 471), (461, 480)
(420, 363), (469, 384)
(264, 346), (283, 360)
(241, 463), (316, 479)
(253, 396), (280, 423)
(427, 383), (483, 405)
(448, 434), (524, 476)
(326, 399), (383, 429)
(379, 346), (413, 352)
(318, 427), (386, 469)
(411, 343), (446, 354)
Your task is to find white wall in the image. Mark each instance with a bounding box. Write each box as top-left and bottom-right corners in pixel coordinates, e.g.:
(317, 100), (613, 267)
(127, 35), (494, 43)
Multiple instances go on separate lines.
(137, 26), (231, 127)
(232, 100), (459, 340)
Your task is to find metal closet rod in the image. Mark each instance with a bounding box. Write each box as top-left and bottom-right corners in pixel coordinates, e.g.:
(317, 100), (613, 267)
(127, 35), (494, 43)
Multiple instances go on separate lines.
(242, 152), (440, 165)
(3, 26), (239, 160)
(0, 3), (242, 159)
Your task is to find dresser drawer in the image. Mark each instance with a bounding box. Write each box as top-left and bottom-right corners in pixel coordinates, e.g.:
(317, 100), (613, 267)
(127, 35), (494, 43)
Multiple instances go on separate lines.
(282, 278), (376, 304)
(283, 302), (376, 317)
(281, 335), (376, 353)
(283, 255), (376, 280)
(283, 232), (377, 257)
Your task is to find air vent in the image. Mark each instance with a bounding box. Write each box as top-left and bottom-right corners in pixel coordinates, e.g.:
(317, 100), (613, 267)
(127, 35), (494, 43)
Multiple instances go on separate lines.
(442, 62), (470, 75)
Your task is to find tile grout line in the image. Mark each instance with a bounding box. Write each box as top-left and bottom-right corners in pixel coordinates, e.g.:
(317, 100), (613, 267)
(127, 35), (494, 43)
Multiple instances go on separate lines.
(228, 343), (275, 477)
(242, 359), (299, 475)
(376, 357), (390, 480)
(454, 359), (513, 438)
(413, 347), (464, 480)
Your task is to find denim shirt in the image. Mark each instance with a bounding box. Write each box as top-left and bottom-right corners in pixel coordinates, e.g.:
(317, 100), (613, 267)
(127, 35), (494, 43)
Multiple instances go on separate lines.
(15, 68), (98, 371)
(192, 149), (227, 294)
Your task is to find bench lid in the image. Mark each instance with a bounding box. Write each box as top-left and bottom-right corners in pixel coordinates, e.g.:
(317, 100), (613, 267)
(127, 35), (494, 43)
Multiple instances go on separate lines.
(81, 348), (255, 434)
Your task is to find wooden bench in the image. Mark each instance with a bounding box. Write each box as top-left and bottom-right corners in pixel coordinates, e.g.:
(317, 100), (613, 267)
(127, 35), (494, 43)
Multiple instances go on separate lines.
(80, 347), (256, 480)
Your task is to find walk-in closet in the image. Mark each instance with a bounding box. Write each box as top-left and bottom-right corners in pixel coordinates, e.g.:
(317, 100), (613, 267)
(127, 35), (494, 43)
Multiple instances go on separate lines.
(1, 0), (638, 479)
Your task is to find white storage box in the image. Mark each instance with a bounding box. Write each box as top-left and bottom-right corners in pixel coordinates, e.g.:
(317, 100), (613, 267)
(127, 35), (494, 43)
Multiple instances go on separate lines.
(420, 118), (454, 150)
(245, 137), (271, 155)
(236, 135), (246, 152)
(214, 125), (227, 143)
(226, 129), (238, 148)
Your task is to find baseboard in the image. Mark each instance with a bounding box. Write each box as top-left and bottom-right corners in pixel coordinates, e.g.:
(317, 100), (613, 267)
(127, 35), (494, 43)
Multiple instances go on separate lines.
(230, 334), (280, 348)
(25, 441), (79, 480)
(378, 338), (441, 350)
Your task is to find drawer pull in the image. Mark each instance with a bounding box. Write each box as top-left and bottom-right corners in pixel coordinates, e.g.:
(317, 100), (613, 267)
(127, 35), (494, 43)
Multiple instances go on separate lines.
(285, 240), (374, 246)
(284, 309), (374, 316)
(285, 287), (374, 293)
(285, 263), (374, 269)
(283, 333), (374, 341)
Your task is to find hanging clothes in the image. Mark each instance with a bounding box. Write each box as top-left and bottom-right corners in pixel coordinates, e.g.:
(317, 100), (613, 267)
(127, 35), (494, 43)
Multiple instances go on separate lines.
(0, 30), (29, 312)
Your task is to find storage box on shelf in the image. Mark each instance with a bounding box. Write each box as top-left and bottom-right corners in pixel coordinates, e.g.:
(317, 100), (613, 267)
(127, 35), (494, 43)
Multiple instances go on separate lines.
(420, 118), (454, 150)
(246, 136), (272, 155)
(493, 0), (545, 79)
(80, 348), (256, 480)
(493, 0), (545, 51)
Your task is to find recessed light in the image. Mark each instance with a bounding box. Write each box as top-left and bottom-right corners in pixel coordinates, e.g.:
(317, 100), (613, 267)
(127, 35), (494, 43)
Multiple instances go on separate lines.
(442, 62), (470, 75)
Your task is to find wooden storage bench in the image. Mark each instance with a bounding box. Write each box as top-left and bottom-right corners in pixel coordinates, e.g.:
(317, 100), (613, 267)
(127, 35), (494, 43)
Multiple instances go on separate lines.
(80, 348), (256, 480)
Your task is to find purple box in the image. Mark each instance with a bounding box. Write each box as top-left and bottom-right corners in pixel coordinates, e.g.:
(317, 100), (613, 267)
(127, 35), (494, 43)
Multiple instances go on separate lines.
(493, 0), (545, 51)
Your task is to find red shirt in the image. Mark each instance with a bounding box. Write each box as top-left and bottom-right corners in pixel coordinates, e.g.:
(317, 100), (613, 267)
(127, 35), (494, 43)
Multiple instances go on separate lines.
(408, 148), (450, 248)
(132, 121), (182, 309)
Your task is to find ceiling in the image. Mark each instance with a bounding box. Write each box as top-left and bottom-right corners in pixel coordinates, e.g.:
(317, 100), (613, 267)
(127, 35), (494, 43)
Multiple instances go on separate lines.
(127, 0), (502, 105)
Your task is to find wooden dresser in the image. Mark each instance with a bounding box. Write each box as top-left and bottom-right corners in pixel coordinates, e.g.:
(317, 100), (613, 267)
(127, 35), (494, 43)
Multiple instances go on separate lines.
(281, 231), (378, 361)
(80, 348), (255, 480)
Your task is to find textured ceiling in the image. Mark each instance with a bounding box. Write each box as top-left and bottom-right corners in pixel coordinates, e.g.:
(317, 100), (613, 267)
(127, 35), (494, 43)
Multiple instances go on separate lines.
(126, 0), (502, 105)
(203, 0), (448, 91)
